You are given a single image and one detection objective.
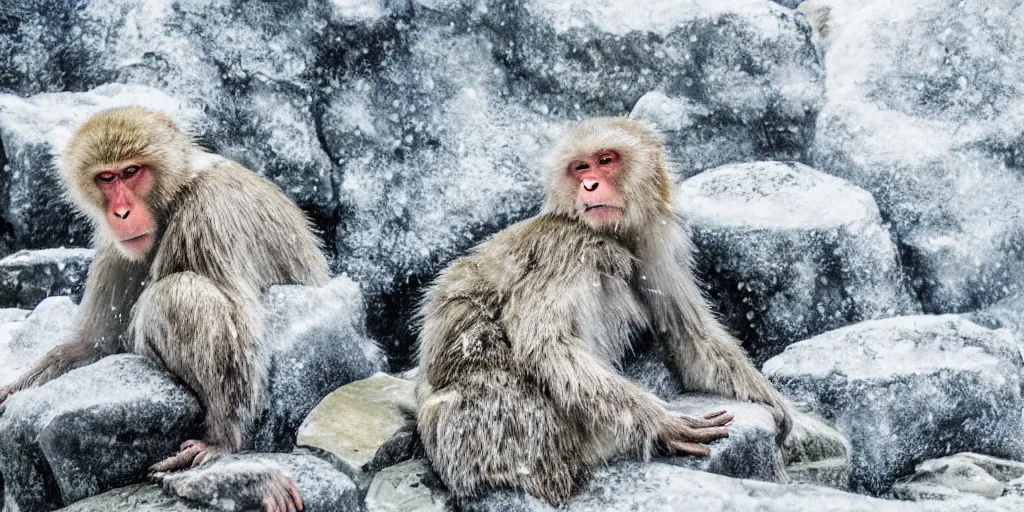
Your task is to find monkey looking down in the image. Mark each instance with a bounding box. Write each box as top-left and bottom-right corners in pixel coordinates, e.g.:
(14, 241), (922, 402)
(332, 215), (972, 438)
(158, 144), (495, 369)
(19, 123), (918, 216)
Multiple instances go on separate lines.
(0, 106), (328, 511)
(416, 117), (792, 505)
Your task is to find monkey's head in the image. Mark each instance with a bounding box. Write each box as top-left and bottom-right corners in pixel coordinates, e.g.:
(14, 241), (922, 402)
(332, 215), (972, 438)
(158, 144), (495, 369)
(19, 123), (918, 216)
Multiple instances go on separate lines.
(543, 117), (672, 234)
(61, 106), (194, 261)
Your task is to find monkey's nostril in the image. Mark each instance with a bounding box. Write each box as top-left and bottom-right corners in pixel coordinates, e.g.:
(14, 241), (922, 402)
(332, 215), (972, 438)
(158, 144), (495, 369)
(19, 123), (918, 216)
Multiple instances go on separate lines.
(583, 180), (599, 192)
(116, 210), (130, 220)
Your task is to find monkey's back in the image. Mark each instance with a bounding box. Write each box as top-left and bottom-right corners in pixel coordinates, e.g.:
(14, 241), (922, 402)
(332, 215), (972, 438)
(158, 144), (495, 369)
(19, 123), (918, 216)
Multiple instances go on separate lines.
(151, 157), (330, 293)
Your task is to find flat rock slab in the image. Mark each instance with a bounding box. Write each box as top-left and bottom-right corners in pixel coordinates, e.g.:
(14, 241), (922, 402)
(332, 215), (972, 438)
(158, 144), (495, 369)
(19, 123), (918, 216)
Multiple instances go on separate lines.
(785, 409), (852, 489)
(676, 161), (918, 364)
(60, 451), (360, 511)
(365, 459), (452, 512)
(765, 315), (1024, 493)
(0, 248), (93, 309)
(891, 452), (1024, 502)
(297, 373), (415, 487)
(0, 355), (201, 512)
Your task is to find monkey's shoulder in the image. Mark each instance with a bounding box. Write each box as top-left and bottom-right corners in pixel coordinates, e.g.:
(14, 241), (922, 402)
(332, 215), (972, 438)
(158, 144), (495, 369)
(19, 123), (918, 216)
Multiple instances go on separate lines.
(458, 214), (636, 284)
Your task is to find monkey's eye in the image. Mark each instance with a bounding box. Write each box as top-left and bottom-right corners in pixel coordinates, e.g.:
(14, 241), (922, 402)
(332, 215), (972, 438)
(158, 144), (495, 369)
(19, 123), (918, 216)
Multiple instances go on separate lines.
(122, 166), (140, 178)
(95, 172), (116, 183)
(573, 162), (590, 171)
(598, 155), (613, 165)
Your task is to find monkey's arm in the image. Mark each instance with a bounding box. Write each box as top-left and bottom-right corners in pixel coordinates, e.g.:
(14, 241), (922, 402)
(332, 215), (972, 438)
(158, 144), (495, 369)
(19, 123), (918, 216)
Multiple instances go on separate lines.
(0, 246), (148, 406)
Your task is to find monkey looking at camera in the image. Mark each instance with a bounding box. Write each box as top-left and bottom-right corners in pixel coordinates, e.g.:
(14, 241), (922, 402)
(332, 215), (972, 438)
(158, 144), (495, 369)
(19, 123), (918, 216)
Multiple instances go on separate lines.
(416, 117), (791, 505)
(0, 106), (327, 512)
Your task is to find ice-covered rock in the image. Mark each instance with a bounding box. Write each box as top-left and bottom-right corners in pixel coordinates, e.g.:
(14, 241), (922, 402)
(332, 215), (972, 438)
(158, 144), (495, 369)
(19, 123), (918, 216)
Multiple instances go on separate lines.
(60, 451), (360, 512)
(805, 0), (1024, 313)
(416, 459), (1015, 512)
(254, 277), (386, 451)
(0, 248), (93, 308)
(0, 85), (203, 252)
(0, 296), (78, 388)
(481, 0), (823, 176)
(890, 453), (1024, 501)
(320, 16), (559, 367)
(764, 315), (1024, 494)
(0, 277), (383, 508)
(296, 373), (415, 487)
(366, 458), (453, 512)
(0, 355), (202, 512)
(677, 161), (919, 363)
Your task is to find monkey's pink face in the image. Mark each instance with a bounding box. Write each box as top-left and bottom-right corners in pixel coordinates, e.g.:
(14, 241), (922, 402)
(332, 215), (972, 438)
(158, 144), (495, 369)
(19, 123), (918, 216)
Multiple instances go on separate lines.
(568, 151), (625, 226)
(95, 163), (157, 259)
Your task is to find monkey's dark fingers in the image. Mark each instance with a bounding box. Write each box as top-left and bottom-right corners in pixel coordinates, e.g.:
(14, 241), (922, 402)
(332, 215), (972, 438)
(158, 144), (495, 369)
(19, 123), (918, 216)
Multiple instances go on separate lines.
(149, 444), (203, 472)
(180, 439), (202, 451)
(704, 410), (728, 420)
(679, 413), (734, 429)
(264, 496), (278, 512)
(669, 441), (711, 457)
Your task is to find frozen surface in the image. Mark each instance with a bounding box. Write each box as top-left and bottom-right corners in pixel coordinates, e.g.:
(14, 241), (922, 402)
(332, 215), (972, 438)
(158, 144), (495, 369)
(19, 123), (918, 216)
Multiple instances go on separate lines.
(765, 315), (1024, 493)
(0, 248), (93, 308)
(805, 0), (1024, 312)
(677, 161), (919, 363)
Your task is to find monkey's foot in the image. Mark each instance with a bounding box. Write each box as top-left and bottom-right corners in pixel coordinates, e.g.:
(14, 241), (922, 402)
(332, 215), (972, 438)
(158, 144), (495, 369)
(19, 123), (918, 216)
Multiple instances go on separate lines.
(150, 440), (227, 472)
(261, 471), (305, 512)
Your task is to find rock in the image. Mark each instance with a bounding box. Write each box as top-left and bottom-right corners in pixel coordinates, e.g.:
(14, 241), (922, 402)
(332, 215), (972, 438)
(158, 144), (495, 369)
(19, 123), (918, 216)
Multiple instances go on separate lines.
(677, 161), (919, 363)
(319, 16), (559, 367)
(0, 296), (79, 388)
(0, 84), (203, 252)
(254, 277), (386, 451)
(785, 408), (853, 489)
(764, 315), (1024, 493)
(60, 451), (360, 512)
(0, 277), (384, 508)
(890, 453), (1024, 501)
(296, 373), (415, 487)
(487, 0), (823, 174)
(664, 393), (786, 483)
(365, 459), (453, 512)
(0, 248), (93, 308)
(0, 355), (202, 512)
(805, 0), (1024, 313)
(463, 460), (1016, 512)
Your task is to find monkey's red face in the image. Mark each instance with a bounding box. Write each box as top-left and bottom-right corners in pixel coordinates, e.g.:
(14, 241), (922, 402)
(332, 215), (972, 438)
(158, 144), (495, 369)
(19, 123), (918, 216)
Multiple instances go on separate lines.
(95, 163), (157, 259)
(568, 151), (625, 226)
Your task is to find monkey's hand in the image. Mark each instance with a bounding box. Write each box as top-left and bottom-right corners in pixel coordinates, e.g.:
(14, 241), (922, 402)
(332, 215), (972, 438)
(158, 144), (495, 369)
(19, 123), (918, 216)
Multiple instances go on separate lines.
(656, 410), (732, 457)
(150, 440), (227, 472)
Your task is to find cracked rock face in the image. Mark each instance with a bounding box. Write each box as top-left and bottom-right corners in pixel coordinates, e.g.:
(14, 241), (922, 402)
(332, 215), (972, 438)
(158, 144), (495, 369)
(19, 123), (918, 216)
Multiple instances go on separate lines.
(765, 315), (1024, 494)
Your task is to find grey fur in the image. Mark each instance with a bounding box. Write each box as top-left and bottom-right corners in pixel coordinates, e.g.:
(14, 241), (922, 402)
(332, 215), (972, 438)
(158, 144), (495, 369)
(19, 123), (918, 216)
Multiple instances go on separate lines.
(415, 117), (791, 505)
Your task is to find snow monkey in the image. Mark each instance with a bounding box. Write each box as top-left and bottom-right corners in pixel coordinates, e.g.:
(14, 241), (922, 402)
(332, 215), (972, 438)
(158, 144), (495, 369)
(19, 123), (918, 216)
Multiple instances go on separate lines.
(416, 117), (792, 505)
(0, 106), (328, 511)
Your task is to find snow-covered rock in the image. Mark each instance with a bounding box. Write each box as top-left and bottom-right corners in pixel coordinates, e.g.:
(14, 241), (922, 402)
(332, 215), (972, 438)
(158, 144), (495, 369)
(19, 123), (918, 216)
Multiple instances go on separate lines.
(0, 85), (203, 252)
(764, 315), (1024, 494)
(485, 0), (823, 176)
(0, 248), (93, 308)
(408, 459), (1017, 512)
(677, 161), (919, 363)
(0, 296), (78, 388)
(805, 0), (1024, 313)
(366, 458), (453, 512)
(0, 355), (202, 512)
(60, 451), (360, 512)
(890, 453), (1024, 501)
(785, 408), (852, 489)
(254, 277), (386, 451)
(0, 277), (382, 508)
(296, 373), (415, 487)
